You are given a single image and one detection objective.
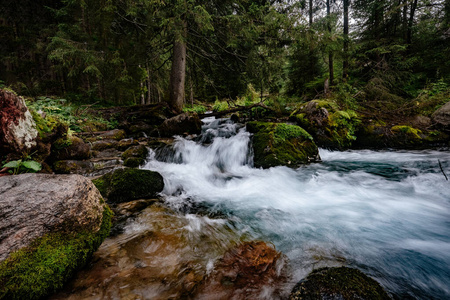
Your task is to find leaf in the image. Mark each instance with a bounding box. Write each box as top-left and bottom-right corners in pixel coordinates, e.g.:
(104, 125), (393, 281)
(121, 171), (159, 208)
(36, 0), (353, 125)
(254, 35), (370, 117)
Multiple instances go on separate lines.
(3, 160), (21, 169)
(22, 161), (42, 172)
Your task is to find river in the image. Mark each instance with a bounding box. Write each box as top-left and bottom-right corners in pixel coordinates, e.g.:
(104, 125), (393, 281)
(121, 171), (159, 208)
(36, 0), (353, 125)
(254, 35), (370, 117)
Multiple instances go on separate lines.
(142, 117), (450, 299)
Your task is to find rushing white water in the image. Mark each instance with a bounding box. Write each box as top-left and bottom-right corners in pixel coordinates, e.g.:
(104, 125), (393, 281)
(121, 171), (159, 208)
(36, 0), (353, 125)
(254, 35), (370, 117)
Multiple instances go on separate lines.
(142, 117), (450, 299)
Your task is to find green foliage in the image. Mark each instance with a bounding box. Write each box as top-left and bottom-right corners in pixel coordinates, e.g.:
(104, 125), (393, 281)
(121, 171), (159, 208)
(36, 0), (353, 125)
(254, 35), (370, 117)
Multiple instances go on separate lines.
(2, 159), (42, 175)
(0, 205), (113, 300)
(212, 100), (230, 112)
(183, 104), (207, 114)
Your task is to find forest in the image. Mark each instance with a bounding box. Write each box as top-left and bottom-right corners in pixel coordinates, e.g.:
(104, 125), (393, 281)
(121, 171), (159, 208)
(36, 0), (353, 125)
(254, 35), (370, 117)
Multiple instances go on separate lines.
(1, 0), (449, 113)
(1, 1), (450, 300)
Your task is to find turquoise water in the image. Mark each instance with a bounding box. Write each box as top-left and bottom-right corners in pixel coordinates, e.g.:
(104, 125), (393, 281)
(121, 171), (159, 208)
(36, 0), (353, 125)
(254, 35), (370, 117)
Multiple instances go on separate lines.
(143, 118), (450, 299)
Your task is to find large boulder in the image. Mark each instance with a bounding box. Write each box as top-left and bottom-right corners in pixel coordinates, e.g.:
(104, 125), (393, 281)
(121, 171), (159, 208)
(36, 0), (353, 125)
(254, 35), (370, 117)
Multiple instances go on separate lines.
(0, 174), (112, 299)
(158, 112), (202, 137)
(432, 101), (450, 129)
(92, 168), (164, 203)
(247, 121), (320, 168)
(289, 267), (390, 300)
(290, 100), (361, 149)
(0, 89), (38, 157)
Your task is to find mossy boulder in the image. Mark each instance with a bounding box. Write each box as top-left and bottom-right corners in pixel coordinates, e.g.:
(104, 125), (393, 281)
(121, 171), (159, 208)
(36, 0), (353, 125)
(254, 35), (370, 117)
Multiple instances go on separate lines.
(121, 145), (149, 168)
(290, 100), (361, 149)
(92, 168), (164, 203)
(354, 119), (449, 149)
(0, 174), (112, 300)
(290, 267), (391, 300)
(51, 136), (91, 161)
(247, 121), (320, 168)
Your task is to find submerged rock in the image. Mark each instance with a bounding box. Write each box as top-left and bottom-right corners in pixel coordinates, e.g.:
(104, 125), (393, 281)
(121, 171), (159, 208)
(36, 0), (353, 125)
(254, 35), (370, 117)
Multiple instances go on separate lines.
(92, 168), (164, 203)
(247, 121), (320, 168)
(49, 203), (241, 300)
(0, 89), (38, 157)
(0, 174), (112, 300)
(289, 267), (390, 300)
(196, 241), (290, 299)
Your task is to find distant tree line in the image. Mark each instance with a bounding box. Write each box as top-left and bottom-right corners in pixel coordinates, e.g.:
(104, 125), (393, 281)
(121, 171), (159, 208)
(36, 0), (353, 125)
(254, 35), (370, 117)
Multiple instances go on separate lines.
(1, 0), (449, 111)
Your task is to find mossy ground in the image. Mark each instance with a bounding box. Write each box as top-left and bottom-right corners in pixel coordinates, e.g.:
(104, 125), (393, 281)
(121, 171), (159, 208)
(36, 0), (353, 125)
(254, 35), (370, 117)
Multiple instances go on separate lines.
(0, 205), (113, 300)
(290, 267), (391, 300)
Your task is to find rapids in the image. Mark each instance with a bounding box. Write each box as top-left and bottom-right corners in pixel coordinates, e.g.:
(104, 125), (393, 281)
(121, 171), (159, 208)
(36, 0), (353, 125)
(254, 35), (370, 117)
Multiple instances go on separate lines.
(142, 117), (450, 299)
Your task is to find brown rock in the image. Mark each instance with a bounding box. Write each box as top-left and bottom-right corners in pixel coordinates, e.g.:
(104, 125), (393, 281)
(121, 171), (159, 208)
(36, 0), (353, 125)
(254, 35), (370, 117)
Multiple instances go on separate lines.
(158, 112), (202, 137)
(51, 136), (91, 161)
(0, 174), (105, 262)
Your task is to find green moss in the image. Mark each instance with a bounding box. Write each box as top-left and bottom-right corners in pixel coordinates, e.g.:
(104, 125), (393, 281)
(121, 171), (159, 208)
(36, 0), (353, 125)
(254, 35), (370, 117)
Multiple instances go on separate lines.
(30, 110), (61, 138)
(391, 125), (422, 140)
(274, 123), (313, 143)
(247, 122), (319, 168)
(92, 168), (164, 203)
(0, 205), (113, 300)
(123, 157), (144, 168)
(290, 267), (390, 300)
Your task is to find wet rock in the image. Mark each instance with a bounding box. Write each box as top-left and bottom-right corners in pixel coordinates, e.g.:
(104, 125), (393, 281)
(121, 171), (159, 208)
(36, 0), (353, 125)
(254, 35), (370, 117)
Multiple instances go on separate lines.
(92, 168), (164, 203)
(51, 136), (91, 161)
(116, 138), (139, 151)
(49, 203), (240, 300)
(247, 121), (320, 168)
(290, 100), (361, 149)
(97, 129), (127, 141)
(0, 89), (38, 156)
(91, 139), (119, 151)
(432, 101), (450, 129)
(121, 145), (149, 168)
(411, 115), (432, 129)
(53, 160), (94, 175)
(0, 174), (106, 262)
(196, 241), (290, 300)
(158, 112), (202, 137)
(289, 267), (390, 300)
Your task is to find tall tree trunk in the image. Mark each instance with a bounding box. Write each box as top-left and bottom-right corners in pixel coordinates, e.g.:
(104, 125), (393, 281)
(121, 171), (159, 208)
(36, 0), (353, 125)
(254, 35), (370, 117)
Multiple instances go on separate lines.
(403, 0), (408, 41)
(343, 0), (349, 80)
(309, 0), (313, 26)
(327, 0), (334, 86)
(445, 0), (450, 28)
(168, 20), (187, 113)
(407, 0), (418, 45)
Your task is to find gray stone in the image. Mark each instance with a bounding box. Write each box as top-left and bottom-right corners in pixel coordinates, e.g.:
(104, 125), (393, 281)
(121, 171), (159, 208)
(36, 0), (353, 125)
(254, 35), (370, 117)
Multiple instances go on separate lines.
(432, 101), (450, 128)
(0, 174), (105, 262)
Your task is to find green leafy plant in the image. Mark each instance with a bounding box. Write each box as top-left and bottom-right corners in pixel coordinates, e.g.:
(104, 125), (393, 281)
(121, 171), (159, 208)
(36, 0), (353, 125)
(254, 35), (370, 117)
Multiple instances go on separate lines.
(2, 160), (42, 175)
